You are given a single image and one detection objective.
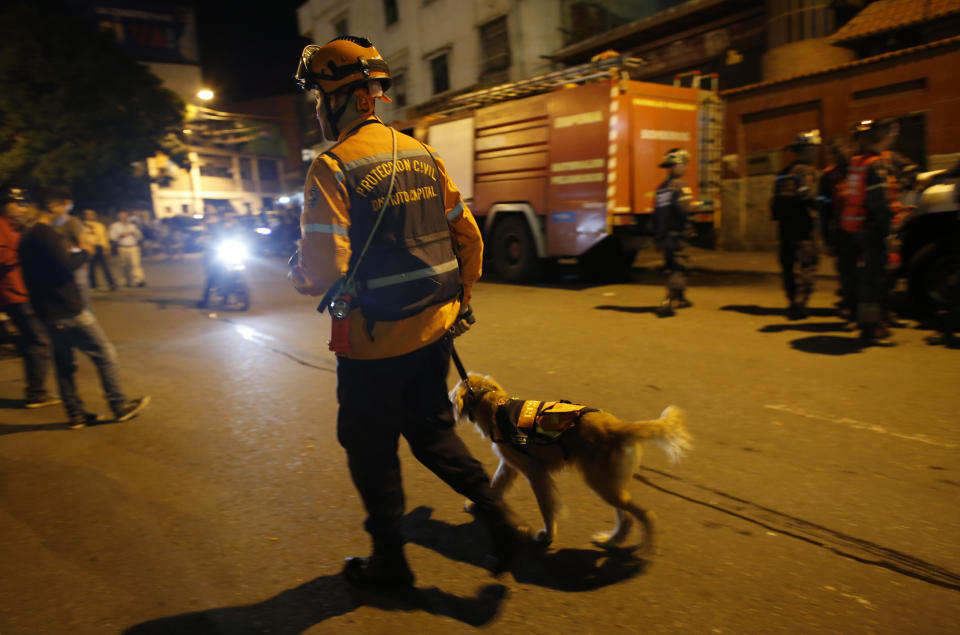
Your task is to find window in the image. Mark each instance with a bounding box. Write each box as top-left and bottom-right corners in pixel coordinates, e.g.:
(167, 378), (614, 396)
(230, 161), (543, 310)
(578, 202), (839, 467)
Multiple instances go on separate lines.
(430, 53), (450, 95)
(383, 0), (399, 26)
(479, 16), (511, 86)
(257, 159), (279, 181)
(392, 71), (408, 107)
(239, 157), (253, 180)
(198, 154), (232, 178)
(333, 15), (348, 38)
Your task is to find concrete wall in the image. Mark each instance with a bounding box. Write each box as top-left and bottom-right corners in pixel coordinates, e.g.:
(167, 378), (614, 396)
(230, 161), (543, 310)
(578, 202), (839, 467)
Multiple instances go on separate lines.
(145, 62), (204, 103)
(719, 41), (960, 249)
(762, 38), (854, 82)
(296, 0), (565, 124)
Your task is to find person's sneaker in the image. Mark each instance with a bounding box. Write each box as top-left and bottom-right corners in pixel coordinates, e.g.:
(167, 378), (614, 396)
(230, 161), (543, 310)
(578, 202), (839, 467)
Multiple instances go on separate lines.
(343, 553), (415, 588)
(860, 324), (892, 345)
(25, 396), (62, 409)
(68, 412), (104, 429)
(657, 298), (675, 318)
(674, 297), (693, 309)
(113, 396), (151, 422)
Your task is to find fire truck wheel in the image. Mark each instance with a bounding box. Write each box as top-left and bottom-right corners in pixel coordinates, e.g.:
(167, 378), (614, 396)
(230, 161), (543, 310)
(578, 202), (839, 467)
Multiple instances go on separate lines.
(491, 216), (544, 282)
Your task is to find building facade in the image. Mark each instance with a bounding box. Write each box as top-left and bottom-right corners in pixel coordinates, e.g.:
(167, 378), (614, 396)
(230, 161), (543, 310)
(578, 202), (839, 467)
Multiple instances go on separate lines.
(551, 0), (960, 248)
(295, 0), (666, 125)
(81, 0), (292, 218)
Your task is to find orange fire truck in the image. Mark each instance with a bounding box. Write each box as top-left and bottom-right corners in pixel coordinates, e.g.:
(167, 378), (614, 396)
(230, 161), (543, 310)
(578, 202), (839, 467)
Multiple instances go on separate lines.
(401, 55), (723, 282)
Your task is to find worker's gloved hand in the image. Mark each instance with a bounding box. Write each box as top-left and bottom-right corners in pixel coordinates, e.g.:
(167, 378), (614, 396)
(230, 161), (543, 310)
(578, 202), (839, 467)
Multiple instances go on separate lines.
(450, 305), (475, 337)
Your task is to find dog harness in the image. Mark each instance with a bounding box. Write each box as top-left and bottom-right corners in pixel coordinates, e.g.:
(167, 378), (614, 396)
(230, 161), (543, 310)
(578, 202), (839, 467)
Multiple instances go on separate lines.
(493, 399), (598, 454)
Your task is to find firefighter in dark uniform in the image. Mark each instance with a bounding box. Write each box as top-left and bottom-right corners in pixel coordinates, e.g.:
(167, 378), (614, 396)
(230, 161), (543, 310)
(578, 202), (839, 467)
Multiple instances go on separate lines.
(288, 36), (519, 588)
(817, 136), (856, 325)
(652, 148), (694, 317)
(841, 118), (899, 344)
(772, 130), (821, 319)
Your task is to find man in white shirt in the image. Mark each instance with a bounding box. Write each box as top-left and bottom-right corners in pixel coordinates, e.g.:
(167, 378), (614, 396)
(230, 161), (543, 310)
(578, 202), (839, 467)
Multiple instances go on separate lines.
(108, 211), (145, 287)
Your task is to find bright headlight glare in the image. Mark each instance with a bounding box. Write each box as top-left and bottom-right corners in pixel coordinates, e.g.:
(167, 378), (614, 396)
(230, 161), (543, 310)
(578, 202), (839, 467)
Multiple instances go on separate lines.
(255, 227), (272, 235)
(217, 240), (248, 263)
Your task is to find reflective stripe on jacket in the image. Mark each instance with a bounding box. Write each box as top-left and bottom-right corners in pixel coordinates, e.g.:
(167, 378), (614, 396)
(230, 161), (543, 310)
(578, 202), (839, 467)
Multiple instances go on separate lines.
(294, 116), (483, 360)
(326, 127), (461, 321)
(651, 177), (692, 242)
(841, 154), (884, 234)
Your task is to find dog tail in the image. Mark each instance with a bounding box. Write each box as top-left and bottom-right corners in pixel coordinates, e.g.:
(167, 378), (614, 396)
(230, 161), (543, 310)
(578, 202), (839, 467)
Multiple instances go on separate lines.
(627, 405), (691, 463)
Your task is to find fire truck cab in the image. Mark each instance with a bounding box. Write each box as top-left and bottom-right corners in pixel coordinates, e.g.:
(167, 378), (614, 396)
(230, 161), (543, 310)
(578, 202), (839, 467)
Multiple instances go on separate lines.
(401, 56), (723, 282)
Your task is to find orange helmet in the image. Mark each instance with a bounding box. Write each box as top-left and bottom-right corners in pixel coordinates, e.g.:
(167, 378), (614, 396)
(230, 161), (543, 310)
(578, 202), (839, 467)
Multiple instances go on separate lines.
(295, 36), (391, 95)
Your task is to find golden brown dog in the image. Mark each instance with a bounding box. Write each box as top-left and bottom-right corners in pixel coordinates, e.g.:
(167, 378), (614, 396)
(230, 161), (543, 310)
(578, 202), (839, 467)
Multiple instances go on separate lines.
(450, 373), (690, 556)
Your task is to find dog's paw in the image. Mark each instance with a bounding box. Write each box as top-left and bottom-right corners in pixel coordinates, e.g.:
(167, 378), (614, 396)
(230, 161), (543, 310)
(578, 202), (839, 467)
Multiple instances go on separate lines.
(590, 531), (622, 548)
(534, 529), (553, 546)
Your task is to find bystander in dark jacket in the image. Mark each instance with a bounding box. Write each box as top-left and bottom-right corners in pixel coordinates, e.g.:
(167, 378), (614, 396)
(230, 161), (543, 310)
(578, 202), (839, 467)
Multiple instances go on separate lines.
(19, 192), (150, 428)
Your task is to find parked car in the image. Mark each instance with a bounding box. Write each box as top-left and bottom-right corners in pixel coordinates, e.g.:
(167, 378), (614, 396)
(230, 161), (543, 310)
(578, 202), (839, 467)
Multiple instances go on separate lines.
(897, 165), (960, 312)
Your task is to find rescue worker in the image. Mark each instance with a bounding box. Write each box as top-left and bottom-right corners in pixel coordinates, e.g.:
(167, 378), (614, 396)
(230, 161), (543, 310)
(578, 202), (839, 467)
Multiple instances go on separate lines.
(818, 136), (857, 324)
(288, 36), (519, 588)
(772, 130), (821, 320)
(841, 118), (899, 344)
(651, 148), (694, 317)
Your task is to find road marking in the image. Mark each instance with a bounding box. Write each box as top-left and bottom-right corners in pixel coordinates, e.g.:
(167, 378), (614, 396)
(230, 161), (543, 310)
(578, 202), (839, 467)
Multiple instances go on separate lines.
(639, 467), (960, 592)
(213, 316), (336, 373)
(764, 404), (958, 449)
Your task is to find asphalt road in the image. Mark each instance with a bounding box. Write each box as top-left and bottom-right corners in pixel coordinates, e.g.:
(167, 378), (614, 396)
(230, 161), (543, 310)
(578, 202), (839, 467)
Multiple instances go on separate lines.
(1, 253), (957, 634)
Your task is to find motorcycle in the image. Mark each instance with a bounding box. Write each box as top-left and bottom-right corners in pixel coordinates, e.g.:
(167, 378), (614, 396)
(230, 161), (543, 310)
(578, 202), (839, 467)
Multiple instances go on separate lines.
(202, 239), (251, 311)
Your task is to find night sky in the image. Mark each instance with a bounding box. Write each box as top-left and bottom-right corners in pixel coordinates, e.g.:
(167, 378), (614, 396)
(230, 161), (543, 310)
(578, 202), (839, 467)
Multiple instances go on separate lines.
(191, 0), (311, 102)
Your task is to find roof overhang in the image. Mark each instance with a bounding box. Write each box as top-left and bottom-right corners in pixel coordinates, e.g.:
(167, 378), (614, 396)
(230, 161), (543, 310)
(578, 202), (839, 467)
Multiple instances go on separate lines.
(548, 0), (754, 64)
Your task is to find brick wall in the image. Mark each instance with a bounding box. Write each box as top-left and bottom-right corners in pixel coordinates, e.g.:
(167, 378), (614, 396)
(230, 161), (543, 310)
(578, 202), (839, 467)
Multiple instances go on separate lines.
(718, 40), (960, 249)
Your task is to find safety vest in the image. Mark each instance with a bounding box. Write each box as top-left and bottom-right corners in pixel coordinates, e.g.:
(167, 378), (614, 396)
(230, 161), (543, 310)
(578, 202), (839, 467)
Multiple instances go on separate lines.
(652, 178), (691, 239)
(494, 399), (597, 448)
(840, 154), (883, 234)
(326, 124), (461, 321)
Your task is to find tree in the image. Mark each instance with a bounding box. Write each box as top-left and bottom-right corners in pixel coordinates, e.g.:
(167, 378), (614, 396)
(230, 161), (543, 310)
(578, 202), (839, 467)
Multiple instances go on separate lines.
(0, 2), (185, 210)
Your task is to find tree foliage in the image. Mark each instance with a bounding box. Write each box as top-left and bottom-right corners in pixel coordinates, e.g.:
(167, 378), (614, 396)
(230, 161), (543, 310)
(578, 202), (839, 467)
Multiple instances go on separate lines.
(0, 2), (185, 209)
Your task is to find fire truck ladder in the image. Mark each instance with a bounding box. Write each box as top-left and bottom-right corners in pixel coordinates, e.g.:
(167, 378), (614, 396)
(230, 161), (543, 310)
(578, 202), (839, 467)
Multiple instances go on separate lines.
(431, 55), (646, 117)
(675, 71), (724, 232)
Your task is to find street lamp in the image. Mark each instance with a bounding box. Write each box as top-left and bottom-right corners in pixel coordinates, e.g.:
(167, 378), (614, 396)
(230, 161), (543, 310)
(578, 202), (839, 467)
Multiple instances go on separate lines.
(197, 89), (214, 101)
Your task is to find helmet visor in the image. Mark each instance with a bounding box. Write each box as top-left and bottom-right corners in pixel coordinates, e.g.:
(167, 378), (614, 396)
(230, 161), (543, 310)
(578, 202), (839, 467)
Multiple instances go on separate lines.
(295, 45), (322, 91)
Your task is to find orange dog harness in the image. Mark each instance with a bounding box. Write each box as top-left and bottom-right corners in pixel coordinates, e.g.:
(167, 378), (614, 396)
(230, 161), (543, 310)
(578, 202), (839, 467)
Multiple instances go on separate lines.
(494, 399), (597, 449)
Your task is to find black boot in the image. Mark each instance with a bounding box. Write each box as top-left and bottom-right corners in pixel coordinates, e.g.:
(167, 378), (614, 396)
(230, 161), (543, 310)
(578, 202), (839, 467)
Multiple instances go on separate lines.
(474, 503), (522, 575)
(674, 293), (692, 309)
(343, 542), (414, 588)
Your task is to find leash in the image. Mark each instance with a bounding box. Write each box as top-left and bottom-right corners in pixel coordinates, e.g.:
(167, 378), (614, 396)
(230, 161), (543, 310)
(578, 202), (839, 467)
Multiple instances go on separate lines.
(450, 343), (479, 407)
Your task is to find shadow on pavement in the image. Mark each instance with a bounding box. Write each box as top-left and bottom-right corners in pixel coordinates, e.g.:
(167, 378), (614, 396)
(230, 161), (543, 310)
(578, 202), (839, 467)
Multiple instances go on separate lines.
(0, 422), (72, 436)
(141, 297), (204, 310)
(759, 321), (850, 334)
(721, 304), (837, 318)
(0, 417), (123, 436)
(594, 304), (660, 314)
(123, 574), (507, 634)
(403, 506), (648, 591)
(788, 335), (867, 356)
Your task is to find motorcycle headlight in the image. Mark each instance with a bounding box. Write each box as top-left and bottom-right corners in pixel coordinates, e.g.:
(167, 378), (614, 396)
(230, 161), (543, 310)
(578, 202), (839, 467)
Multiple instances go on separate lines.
(217, 240), (248, 263)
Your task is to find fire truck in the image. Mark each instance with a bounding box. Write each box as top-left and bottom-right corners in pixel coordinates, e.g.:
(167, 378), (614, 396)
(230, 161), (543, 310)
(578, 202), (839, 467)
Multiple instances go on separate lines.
(399, 55), (724, 282)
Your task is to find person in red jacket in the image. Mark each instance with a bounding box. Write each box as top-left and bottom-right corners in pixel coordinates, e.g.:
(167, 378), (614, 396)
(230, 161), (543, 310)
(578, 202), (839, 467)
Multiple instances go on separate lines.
(0, 186), (59, 408)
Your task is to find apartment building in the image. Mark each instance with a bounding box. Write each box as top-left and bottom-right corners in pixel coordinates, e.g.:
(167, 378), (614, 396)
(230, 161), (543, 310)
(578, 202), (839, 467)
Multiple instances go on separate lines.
(296, 0), (657, 125)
